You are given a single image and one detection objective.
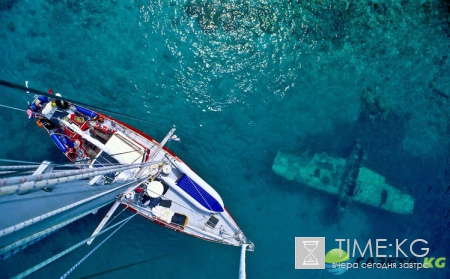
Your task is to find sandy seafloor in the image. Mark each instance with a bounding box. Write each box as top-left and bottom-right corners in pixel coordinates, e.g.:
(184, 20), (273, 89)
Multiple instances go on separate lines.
(0, 0), (449, 278)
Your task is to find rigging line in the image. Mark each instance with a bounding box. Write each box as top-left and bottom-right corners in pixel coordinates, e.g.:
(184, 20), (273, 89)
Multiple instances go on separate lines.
(77, 242), (210, 279)
(136, 178), (206, 218)
(0, 171), (17, 175)
(0, 104), (157, 166)
(99, 150), (148, 181)
(140, 184), (208, 217)
(0, 164), (54, 170)
(0, 102), (96, 132)
(60, 213), (137, 279)
(0, 203), (107, 261)
(11, 214), (136, 279)
(0, 178), (145, 237)
(0, 162), (160, 198)
(186, 175), (211, 211)
(0, 159), (45, 165)
(217, 211), (245, 239)
(0, 169), (38, 178)
(0, 104), (161, 165)
(0, 160), (157, 188)
(0, 160), (118, 170)
(0, 101), (51, 119)
(0, 103), (28, 113)
(66, 148), (149, 166)
(0, 79), (167, 127)
(129, 183), (205, 218)
(171, 159), (214, 211)
(0, 101), (103, 138)
(103, 202), (131, 229)
(140, 173), (217, 217)
(187, 174), (214, 211)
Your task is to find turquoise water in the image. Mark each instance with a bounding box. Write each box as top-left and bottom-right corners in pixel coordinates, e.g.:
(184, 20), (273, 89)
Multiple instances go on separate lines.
(0, 0), (449, 278)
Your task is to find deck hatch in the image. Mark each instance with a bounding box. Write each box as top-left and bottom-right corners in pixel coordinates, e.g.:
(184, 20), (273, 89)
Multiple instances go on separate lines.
(104, 131), (145, 164)
(206, 215), (219, 228)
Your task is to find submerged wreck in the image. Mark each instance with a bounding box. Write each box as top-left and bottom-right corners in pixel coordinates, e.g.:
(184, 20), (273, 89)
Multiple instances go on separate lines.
(272, 145), (414, 214)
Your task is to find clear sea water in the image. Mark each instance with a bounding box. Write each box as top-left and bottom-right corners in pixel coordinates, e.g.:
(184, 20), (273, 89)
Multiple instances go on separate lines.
(0, 0), (449, 278)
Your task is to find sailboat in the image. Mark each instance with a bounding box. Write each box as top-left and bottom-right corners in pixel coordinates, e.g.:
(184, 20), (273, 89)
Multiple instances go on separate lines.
(0, 80), (253, 278)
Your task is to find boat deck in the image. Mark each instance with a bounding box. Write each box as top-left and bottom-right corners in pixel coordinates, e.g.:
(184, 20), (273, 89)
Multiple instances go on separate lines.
(123, 184), (242, 246)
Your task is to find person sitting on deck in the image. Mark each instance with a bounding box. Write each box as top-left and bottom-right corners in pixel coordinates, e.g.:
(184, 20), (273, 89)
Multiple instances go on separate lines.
(140, 193), (162, 208)
(141, 193), (151, 205)
(27, 96), (50, 119)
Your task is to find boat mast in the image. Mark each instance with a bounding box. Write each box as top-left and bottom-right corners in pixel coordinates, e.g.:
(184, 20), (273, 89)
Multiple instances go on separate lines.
(86, 177), (148, 245)
(88, 128), (178, 244)
(132, 127), (176, 180)
(148, 127), (176, 162)
(0, 162), (159, 196)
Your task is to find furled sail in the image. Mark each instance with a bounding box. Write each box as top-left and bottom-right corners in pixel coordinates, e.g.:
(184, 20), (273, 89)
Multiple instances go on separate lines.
(239, 244), (248, 279)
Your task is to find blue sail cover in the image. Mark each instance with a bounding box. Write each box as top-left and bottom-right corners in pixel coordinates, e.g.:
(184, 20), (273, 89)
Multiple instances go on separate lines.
(176, 174), (224, 212)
